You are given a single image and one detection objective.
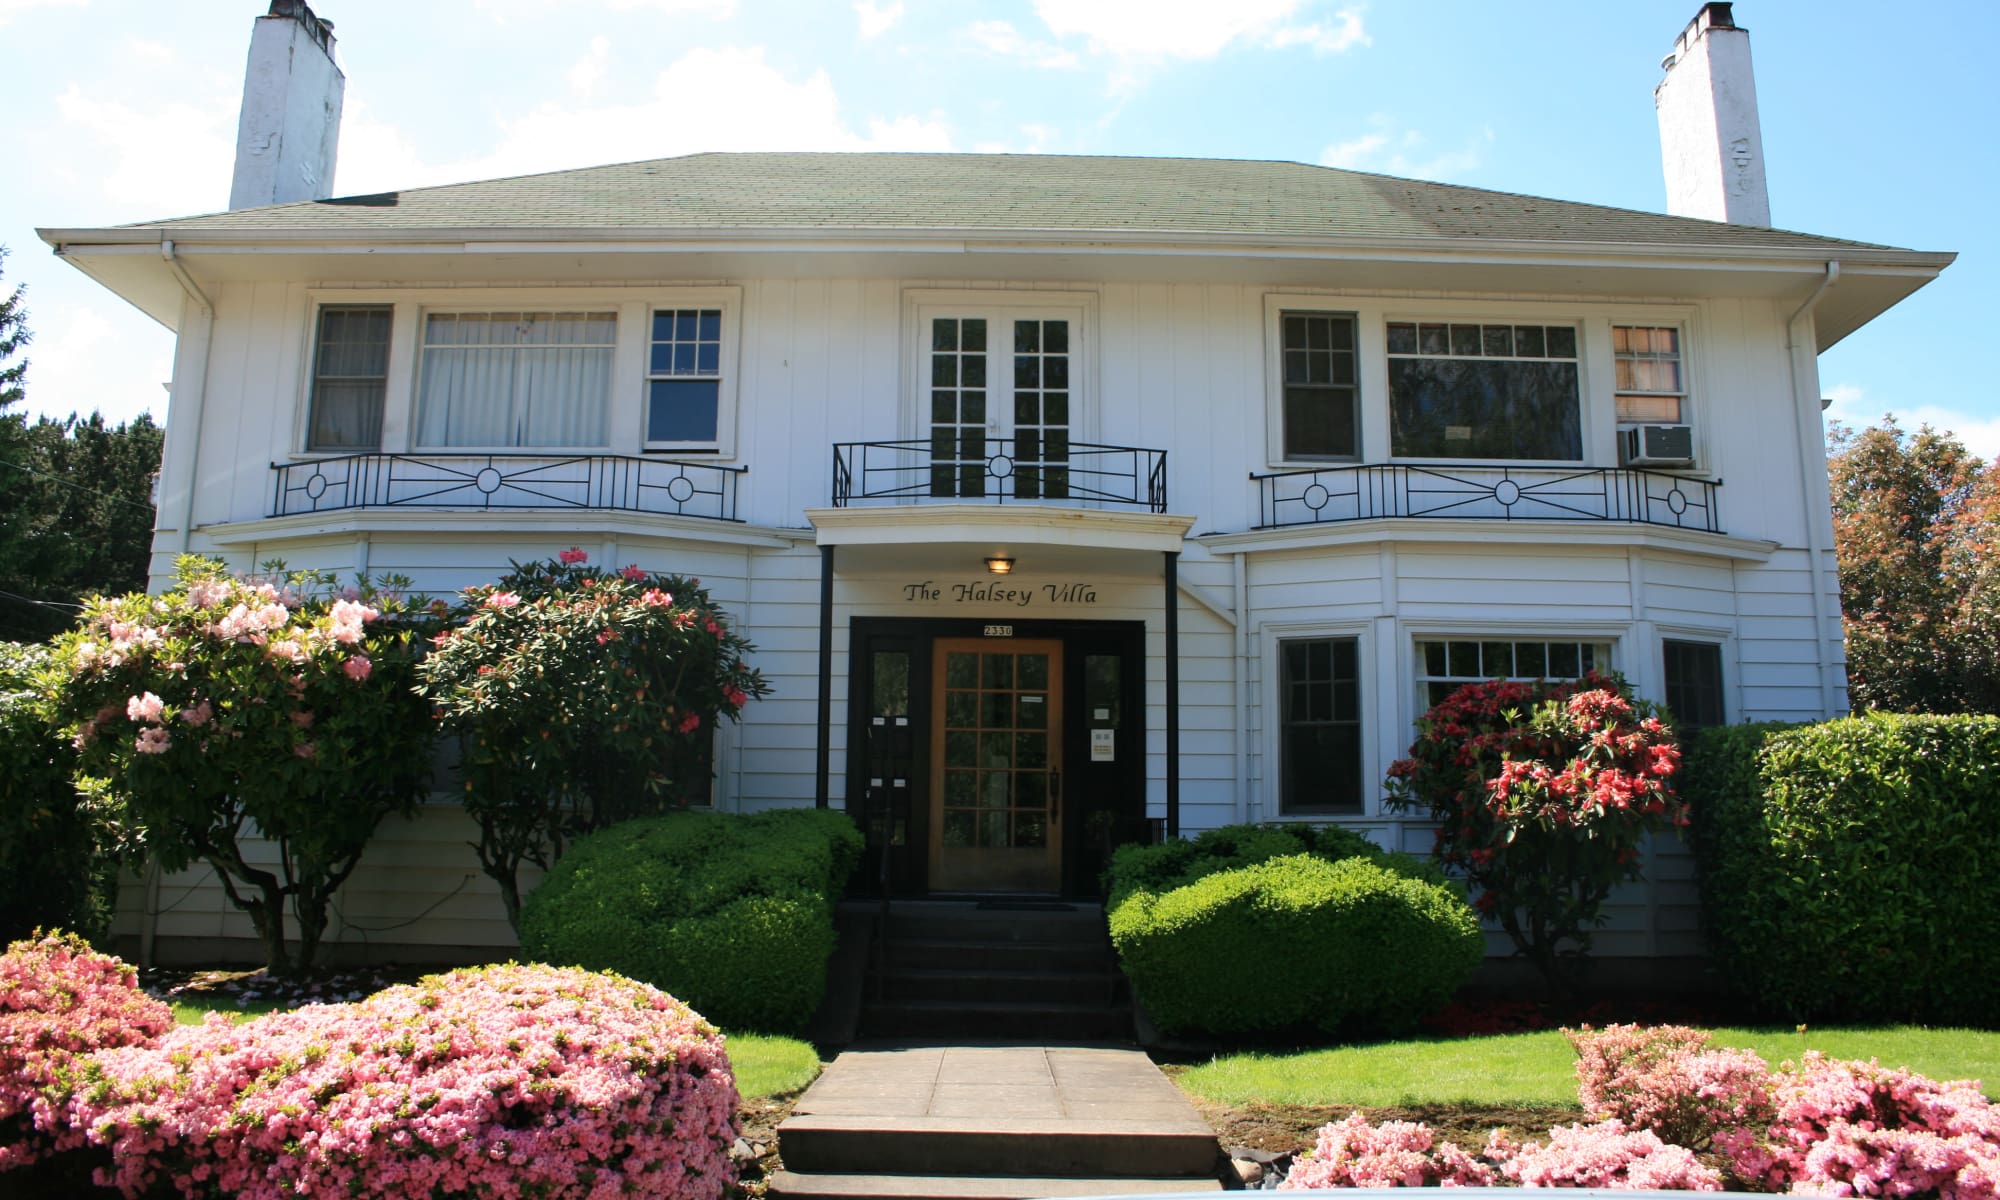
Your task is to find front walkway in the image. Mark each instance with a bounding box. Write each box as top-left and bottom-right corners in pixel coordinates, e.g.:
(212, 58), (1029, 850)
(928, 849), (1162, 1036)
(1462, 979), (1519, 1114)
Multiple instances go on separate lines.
(769, 1043), (1223, 1199)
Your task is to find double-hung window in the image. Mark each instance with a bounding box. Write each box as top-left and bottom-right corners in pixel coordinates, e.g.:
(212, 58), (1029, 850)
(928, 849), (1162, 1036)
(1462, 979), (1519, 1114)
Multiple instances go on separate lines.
(1278, 636), (1363, 814)
(1661, 639), (1725, 729)
(647, 308), (725, 450)
(305, 306), (392, 452)
(414, 311), (615, 448)
(1279, 311), (1360, 459)
(1614, 325), (1687, 424)
(1388, 321), (1582, 460)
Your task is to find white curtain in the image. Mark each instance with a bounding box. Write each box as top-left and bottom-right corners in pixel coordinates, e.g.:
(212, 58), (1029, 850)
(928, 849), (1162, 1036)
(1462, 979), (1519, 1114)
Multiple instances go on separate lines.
(416, 312), (614, 448)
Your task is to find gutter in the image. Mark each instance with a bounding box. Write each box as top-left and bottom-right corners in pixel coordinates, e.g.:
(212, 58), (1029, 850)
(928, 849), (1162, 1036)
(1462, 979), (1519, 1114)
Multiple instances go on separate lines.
(1784, 261), (1844, 716)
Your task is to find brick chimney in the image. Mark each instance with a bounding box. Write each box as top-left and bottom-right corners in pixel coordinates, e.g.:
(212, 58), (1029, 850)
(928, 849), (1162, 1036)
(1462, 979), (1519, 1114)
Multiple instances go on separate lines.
(1655, 2), (1770, 226)
(228, 0), (344, 210)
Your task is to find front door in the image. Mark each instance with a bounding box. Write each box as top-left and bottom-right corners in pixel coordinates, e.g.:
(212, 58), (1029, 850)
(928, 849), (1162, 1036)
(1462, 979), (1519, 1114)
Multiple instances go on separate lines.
(929, 638), (1064, 891)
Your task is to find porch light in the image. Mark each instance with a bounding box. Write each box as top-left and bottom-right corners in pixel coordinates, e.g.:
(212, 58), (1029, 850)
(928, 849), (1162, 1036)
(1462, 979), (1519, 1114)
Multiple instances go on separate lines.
(984, 556), (1015, 575)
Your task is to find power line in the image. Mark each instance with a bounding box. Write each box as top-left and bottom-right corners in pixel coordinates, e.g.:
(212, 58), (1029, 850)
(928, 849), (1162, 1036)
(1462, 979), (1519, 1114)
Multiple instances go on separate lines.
(0, 587), (85, 612)
(0, 457), (157, 514)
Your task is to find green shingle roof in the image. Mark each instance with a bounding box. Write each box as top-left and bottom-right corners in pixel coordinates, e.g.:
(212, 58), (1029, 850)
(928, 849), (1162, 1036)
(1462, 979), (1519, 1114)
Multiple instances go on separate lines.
(125, 151), (1894, 252)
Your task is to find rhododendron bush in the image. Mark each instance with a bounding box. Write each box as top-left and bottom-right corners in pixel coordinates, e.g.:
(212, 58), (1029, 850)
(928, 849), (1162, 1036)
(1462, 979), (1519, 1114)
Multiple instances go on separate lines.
(64, 963), (739, 1200)
(0, 932), (173, 1176)
(417, 551), (769, 931)
(1384, 673), (1685, 990)
(1280, 1026), (1999, 1195)
(47, 556), (437, 975)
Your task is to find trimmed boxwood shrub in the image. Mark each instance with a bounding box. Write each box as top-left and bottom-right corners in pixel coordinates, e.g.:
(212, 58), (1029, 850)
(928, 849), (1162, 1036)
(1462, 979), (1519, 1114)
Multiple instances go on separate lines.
(1105, 821), (1438, 904)
(520, 807), (861, 1033)
(1688, 713), (2000, 1024)
(1108, 853), (1484, 1038)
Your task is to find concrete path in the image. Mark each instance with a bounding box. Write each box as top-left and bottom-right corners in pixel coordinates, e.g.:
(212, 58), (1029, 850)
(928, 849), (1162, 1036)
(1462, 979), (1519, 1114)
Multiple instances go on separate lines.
(769, 1043), (1222, 1200)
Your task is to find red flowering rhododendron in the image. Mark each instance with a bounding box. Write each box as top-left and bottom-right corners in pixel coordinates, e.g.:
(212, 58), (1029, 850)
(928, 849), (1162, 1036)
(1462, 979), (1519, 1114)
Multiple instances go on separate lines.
(417, 556), (769, 931)
(1384, 672), (1685, 990)
(67, 963), (738, 1200)
(0, 932), (174, 1174)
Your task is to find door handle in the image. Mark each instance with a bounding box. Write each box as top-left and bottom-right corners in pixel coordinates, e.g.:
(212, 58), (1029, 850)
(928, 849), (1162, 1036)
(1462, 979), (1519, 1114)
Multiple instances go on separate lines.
(1049, 770), (1061, 821)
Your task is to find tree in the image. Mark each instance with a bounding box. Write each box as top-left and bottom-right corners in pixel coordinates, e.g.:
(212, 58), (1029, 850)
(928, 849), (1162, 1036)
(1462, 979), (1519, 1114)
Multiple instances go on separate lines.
(0, 414), (164, 642)
(0, 247), (27, 411)
(47, 557), (438, 975)
(416, 549), (769, 932)
(1827, 418), (2000, 714)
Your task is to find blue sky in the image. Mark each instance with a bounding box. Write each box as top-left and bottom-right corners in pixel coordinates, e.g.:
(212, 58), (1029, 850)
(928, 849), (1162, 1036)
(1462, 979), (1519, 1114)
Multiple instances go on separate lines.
(0, 0), (1991, 451)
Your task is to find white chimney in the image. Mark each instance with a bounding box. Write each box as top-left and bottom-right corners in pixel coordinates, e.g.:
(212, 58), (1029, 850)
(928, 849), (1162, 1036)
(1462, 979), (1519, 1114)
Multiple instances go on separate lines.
(228, 0), (344, 210)
(1655, 2), (1770, 227)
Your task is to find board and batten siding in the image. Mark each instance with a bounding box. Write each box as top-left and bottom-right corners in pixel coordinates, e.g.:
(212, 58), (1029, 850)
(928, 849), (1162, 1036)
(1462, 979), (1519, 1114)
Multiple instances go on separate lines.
(121, 273), (1839, 964)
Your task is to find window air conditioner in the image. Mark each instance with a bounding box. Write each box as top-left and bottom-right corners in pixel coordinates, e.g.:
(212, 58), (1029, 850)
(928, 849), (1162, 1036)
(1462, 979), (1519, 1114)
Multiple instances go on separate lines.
(1619, 424), (1695, 467)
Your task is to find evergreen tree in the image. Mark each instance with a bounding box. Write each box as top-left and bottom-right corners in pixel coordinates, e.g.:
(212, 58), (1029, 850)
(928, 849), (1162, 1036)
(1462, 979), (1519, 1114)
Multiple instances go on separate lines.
(0, 246), (26, 411)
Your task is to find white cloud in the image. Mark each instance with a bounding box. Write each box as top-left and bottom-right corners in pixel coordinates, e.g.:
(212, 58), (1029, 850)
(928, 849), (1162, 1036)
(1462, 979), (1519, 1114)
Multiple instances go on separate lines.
(1031, 0), (1365, 61)
(1318, 118), (1491, 182)
(965, 20), (1079, 69)
(1821, 383), (2000, 462)
(474, 0), (734, 20)
(53, 83), (237, 217)
(568, 36), (613, 97)
(336, 45), (952, 196)
(0, 0), (87, 28)
(19, 306), (171, 427)
(855, 0), (903, 39)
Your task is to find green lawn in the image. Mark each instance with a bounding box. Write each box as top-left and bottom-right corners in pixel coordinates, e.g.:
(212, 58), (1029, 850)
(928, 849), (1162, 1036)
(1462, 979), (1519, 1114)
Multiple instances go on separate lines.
(170, 997), (822, 1101)
(1176, 1026), (2000, 1108)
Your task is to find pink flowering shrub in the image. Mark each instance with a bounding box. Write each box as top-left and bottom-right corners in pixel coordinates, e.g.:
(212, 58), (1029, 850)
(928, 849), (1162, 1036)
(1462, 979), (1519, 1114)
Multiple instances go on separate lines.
(1569, 1022), (1773, 1148)
(69, 963), (738, 1200)
(1384, 674), (1685, 991)
(1718, 1052), (2000, 1199)
(1490, 1119), (1723, 1190)
(1279, 1112), (1496, 1188)
(49, 555), (438, 975)
(418, 553), (769, 931)
(0, 931), (172, 1174)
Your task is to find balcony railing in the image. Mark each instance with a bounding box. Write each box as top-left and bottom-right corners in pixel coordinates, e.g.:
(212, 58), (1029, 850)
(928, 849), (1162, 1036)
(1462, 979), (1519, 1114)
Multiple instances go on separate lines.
(1251, 463), (1722, 533)
(270, 453), (745, 522)
(831, 439), (1168, 513)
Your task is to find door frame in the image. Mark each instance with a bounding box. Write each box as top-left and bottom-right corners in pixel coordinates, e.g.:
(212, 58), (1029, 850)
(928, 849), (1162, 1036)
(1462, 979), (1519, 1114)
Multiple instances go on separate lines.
(847, 616), (1145, 896)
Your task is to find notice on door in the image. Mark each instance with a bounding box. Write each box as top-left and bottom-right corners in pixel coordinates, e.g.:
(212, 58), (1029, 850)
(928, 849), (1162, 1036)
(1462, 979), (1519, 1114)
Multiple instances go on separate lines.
(1090, 728), (1115, 762)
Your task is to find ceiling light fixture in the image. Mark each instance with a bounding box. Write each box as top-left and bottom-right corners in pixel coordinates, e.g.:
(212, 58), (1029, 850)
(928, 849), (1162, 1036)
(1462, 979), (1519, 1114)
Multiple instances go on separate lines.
(984, 556), (1015, 575)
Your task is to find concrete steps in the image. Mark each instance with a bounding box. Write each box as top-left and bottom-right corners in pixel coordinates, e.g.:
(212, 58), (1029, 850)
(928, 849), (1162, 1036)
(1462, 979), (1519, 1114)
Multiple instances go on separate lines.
(858, 901), (1131, 1041)
(769, 1045), (1222, 1200)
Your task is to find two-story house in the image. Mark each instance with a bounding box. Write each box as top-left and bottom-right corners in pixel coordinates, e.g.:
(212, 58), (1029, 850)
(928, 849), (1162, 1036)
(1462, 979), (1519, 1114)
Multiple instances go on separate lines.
(39, 2), (1951, 968)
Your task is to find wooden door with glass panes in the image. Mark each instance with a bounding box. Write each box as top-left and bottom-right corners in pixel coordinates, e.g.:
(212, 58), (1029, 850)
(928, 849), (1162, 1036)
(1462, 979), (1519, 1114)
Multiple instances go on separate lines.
(929, 639), (1063, 891)
(927, 315), (1072, 501)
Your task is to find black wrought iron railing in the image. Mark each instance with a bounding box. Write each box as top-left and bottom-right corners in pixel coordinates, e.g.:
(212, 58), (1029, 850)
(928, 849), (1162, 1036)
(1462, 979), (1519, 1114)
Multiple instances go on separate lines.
(831, 439), (1168, 513)
(270, 453), (746, 522)
(1251, 463), (1722, 533)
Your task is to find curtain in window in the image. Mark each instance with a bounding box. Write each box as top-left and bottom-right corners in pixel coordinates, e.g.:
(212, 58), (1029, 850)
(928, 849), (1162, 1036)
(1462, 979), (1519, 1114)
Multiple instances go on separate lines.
(415, 312), (614, 448)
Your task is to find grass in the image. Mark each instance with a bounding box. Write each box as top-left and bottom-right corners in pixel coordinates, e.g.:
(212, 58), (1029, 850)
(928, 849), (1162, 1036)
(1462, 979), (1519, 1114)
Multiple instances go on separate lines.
(1176, 1026), (2000, 1108)
(169, 997), (823, 1101)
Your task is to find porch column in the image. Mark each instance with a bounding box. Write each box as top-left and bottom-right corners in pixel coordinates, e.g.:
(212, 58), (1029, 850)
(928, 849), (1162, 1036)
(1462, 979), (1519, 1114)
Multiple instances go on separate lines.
(1165, 549), (1180, 839)
(815, 544), (834, 808)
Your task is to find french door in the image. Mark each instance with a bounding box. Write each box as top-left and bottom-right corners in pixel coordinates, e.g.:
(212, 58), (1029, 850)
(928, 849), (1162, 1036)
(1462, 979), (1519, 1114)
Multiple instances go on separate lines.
(928, 638), (1064, 891)
(926, 313), (1074, 501)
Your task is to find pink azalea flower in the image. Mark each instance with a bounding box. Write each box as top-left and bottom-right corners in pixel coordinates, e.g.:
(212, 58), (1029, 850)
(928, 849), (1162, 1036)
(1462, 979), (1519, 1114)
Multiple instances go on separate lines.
(485, 591), (522, 609)
(179, 699), (214, 727)
(126, 692), (165, 723)
(559, 547), (589, 565)
(135, 726), (172, 754)
(343, 656), (372, 682)
(621, 564), (648, 581)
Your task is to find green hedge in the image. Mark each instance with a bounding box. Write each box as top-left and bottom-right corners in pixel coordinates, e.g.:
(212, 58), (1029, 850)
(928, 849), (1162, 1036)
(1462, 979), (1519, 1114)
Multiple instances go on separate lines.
(1104, 821), (1438, 905)
(1109, 853), (1484, 1038)
(519, 807), (861, 1033)
(0, 642), (115, 943)
(1689, 713), (2000, 1024)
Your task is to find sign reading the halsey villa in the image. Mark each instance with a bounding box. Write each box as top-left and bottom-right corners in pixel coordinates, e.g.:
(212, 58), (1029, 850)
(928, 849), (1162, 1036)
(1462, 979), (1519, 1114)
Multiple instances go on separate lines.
(902, 581), (1100, 606)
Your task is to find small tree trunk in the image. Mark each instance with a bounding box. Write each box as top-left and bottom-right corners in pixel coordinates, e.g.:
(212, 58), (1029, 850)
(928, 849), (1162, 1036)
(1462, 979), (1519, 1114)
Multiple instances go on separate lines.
(208, 852), (296, 976)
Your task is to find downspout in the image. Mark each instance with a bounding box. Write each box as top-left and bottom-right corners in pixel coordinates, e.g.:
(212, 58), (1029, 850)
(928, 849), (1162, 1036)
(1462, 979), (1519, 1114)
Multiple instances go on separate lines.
(1785, 260), (1842, 716)
(161, 239), (216, 558)
(1231, 549), (1250, 824)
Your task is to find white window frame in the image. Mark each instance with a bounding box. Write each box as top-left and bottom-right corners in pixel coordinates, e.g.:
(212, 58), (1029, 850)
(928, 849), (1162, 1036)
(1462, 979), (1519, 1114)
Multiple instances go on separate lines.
(1402, 624), (1626, 726)
(1383, 316), (1588, 465)
(1654, 625), (1736, 729)
(412, 307), (621, 453)
(1271, 307), (1363, 464)
(1597, 306), (1705, 469)
(1260, 620), (1374, 820)
(291, 286), (742, 459)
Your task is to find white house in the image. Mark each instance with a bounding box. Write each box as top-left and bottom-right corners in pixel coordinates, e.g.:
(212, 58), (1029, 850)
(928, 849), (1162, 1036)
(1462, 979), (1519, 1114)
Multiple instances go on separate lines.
(38, 2), (1952, 966)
